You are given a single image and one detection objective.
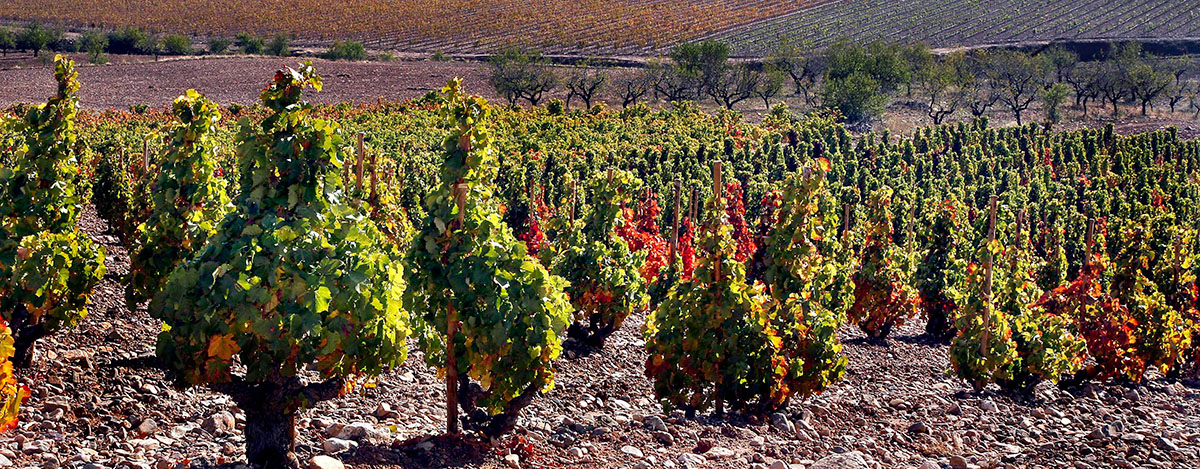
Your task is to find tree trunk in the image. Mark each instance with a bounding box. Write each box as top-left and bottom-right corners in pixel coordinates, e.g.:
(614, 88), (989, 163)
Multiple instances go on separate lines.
(244, 407), (300, 469)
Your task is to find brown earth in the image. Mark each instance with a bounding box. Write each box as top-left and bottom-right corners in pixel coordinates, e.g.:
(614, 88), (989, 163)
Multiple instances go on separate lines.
(3, 53), (1199, 142)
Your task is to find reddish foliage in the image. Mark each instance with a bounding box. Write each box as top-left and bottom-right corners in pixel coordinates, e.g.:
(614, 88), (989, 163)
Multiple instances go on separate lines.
(616, 191), (669, 282)
(1034, 257), (1144, 382)
(723, 182), (757, 262)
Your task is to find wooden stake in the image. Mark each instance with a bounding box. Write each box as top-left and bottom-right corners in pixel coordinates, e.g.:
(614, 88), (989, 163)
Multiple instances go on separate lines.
(842, 203), (852, 241)
(1084, 218), (1095, 262)
(369, 151), (379, 206)
(446, 182), (468, 435)
(569, 179), (577, 222)
(355, 133), (365, 195)
(142, 140), (150, 169)
(713, 160), (723, 282)
(690, 188), (698, 223)
(671, 178), (681, 265)
(981, 195), (997, 357)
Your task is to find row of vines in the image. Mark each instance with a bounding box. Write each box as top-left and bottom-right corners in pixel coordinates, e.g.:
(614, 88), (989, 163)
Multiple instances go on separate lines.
(2, 57), (1199, 467)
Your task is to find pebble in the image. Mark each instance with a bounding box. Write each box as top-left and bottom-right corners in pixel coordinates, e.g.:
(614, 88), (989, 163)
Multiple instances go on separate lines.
(653, 431), (674, 446)
(645, 415), (668, 432)
(373, 403), (400, 420)
(202, 411), (236, 435)
(949, 455), (968, 469)
(678, 453), (707, 467)
(322, 438), (356, 454)
(621, 445), (644, 459)
(504, 454), (520, 468)
(979, 400), (998, 412)
(705, 446), (735, 460)
(810, 451), (869, 469)
(309, 455), (345, 469)
(770, 412), (795, 433)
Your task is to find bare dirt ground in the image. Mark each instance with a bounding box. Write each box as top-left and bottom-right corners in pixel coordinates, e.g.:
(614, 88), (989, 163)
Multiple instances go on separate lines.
(2, 53), (1198, 141)
(0, 53), (498, 109)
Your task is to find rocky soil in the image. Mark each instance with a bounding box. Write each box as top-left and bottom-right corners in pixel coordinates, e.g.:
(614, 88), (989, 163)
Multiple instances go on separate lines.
(0, 208), (1197, 469)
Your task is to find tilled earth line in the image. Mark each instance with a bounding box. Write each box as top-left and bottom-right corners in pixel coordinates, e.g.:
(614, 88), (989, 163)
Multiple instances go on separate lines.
(0, 207), (1197, 469)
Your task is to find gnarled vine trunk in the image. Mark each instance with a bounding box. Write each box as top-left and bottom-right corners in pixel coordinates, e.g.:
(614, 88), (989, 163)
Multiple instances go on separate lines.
(8, 305), (49, 368)
(215, 377), (345, 469)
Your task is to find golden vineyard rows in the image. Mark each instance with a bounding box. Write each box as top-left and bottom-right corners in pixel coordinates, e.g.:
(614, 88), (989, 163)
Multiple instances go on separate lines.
(0, 0), (817, 54)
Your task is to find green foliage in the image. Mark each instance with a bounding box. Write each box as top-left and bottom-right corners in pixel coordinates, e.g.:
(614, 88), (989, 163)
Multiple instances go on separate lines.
(0, 29), (14, 56)
(80, 30), (108, 64)
(322, 40), (366, 61)
(0, 56), (105, 364)
(757, 164), (848, 396)
(644, 194), (784, 412)
(207, 37), (232, 54)
(162, 34), (193, 55)
(1109, 215), (1192, 378)
(266, 34), (290, 56)
(126, 90), (232, 308)
(236, 33), (264, 54)
(552, 170), (649, 343)
(404, 79), (571, 421)
(151, 62), (409, 387)
(948, 242), (1019, 391)
(17, 22), (55, 57)
(847, 187), (920, 339)
(916, 199), (967, 340)
(1041, 82), (1071, 123)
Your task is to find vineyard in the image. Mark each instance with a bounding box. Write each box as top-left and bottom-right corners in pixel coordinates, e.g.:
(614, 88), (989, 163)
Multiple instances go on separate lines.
(0, 56), (1199, 468)
(710, 0), (1200, 56)
(0, 0), (814, 56)
(3, 0), (1197, 56)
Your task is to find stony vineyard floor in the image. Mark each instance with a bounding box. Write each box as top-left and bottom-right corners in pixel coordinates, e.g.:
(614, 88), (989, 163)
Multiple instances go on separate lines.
(0, 207), (1197, 469)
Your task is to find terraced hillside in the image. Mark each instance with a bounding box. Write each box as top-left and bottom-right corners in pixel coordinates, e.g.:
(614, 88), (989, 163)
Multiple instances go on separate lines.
(708, 0), (1200, 56)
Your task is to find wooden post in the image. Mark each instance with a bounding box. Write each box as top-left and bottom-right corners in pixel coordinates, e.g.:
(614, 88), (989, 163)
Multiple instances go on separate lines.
(355, 133), (366, 195)
(569, 179), (577, 222)
(142, 140), (150, 169)
(607, 168), (614, 185)
(713, 160), (723, 281)
(446, 182), (468, 435)
(712, 160), (724, 416)
(689, 188), (698, 223)
(1084, 218), (1095, 262)
(1173, 235), (1183, 286)
(671, 178), (681, 265)
(369, 151), (379, 206)
(981, 195), (997, 357)
(842, 203), (852, 241)
(1012, 210), (1025, 270)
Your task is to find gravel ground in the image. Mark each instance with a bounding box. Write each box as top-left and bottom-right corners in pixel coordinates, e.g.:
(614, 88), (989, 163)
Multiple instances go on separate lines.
(0, 206), (1196, 469)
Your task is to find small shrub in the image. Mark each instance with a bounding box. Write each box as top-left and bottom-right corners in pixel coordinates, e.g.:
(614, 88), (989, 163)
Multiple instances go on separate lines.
(0, 56), (106, 367)
(162, 34), (192, 55)
(405, 79), (571, 435)
(321, 40), (366, 61)
(126, 90), (232, 309)
(266, 33), (289, 56)
(847, 187), (920, 339)
(207, 37), (231, 54)
(552, 170), (649, 344)
(151, 62), (409, 467)
(235, 33), (263, 54)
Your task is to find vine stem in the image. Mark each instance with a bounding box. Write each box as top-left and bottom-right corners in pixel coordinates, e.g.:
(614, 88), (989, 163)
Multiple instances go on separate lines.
(447, 182), (468, 435)
(671, 178), (680, 265)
